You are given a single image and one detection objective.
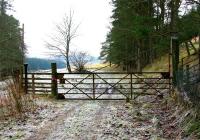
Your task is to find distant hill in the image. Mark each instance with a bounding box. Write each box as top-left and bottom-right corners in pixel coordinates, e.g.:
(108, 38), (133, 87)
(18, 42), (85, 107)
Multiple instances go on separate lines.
(90, 56), (101, 64)
(26, 58), (65, 71)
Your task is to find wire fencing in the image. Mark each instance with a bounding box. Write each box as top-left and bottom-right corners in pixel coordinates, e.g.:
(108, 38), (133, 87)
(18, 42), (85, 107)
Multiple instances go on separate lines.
(177, 52), (200, 105)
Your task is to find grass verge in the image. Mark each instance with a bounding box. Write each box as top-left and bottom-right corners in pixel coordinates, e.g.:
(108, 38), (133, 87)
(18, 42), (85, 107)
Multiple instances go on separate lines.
(0, 78), (36, 119)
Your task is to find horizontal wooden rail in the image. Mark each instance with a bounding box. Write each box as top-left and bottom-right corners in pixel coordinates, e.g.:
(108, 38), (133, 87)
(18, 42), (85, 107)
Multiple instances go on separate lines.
(28, 90), (51, 92)
(58, 71), (169, 74)
(25, 78), (51, 80)
(182, 57), (199, 66)
(27, 73), (51, 75)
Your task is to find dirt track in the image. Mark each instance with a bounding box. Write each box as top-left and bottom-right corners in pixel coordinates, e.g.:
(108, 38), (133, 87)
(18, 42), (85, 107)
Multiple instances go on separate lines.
(24, 100), (162, 140)
(1, 97), (184, 140)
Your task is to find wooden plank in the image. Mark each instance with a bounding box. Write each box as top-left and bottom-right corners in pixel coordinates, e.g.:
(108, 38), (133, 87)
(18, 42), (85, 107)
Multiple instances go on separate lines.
(27, 73), (51, 75)
(25, 78), (52, 80)
(57, 72), (169, 75)
(28, 90), (51, 92)
(28, 86), (51, 89)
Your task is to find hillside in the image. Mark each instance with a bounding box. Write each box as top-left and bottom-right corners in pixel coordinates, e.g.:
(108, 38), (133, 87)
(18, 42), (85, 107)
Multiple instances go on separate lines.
(26, 58), (66, 71)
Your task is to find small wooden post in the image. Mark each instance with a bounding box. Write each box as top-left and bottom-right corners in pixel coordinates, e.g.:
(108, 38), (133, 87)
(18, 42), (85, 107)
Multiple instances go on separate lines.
(51, 63), (58, 98)
(126, 74), (131, 102)
(93, 73), (95, 100)
(24, 64), (28, 94)
(130, 74), (133, 100)
(32, 74), (35, 94)
(186, 65), (190, 85)
(19, 66), (23, 90)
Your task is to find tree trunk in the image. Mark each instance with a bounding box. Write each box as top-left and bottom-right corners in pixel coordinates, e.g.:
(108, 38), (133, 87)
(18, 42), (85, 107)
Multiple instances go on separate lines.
(66, 42), (72, 73)
(66, 59), (71, 73)
(160, 0), (166, 28)
(148, 0), (153, 64)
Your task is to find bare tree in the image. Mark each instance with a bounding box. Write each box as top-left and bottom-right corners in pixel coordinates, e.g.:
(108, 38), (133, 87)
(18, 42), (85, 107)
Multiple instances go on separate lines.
(46, 11), (79, 73)
(70, 51), (92, 72)
(186, 0), (200, 5)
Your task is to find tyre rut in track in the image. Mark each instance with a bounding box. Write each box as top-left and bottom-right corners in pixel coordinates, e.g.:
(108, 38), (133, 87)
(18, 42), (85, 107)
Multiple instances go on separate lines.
(26, 101), (85, 140)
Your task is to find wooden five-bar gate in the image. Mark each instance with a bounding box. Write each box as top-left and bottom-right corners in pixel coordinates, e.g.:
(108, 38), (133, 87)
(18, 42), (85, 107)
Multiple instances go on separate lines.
(22, 63), (172, 100)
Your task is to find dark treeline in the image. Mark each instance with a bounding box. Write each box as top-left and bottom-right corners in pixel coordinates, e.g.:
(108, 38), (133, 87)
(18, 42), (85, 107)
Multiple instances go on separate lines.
(26, 58), (65, 71)
(100, 0), (200, 72)
(0, 0), (24, 75)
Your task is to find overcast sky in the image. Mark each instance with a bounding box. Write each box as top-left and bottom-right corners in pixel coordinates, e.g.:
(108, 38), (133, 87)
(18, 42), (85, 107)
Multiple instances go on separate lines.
(12, 0), (112, 58)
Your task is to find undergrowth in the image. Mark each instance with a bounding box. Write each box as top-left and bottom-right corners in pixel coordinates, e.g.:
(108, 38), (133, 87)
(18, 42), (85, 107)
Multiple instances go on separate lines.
(0, 77), (36, 119)
(180, 108), (200, 139)
(143, 43), (200, 139)
(185, 119), (200, 138)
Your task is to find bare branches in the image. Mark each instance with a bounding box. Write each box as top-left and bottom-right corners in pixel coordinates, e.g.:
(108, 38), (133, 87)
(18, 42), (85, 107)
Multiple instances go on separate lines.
(70, 51), (91, 72)
(46, 10), (79, 73)
(186, 0), (200, 5)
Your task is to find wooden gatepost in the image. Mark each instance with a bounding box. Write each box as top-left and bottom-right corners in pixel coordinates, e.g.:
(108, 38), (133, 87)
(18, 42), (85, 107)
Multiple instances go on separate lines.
(51, 63), (58, 98)
(24, 64), (28, 94)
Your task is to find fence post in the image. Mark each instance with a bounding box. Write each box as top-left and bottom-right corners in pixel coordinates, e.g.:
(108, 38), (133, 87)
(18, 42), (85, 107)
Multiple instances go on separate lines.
(24, 64), (28, 94)
(19, 66), (23, 90)
(93, 73), (95, 100)
(126, 74), (130, 103)
(130, 74), (133, 100)
(51, 63), (58, 98)
(171, 33), (179, 86)
(32, 74), (35, 94)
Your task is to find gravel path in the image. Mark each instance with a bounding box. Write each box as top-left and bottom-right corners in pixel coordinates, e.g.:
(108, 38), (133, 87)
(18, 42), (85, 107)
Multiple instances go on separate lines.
(24, 100), (161, 140)
(26, 101), (85, 140)
(1, 98), (183, 140)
